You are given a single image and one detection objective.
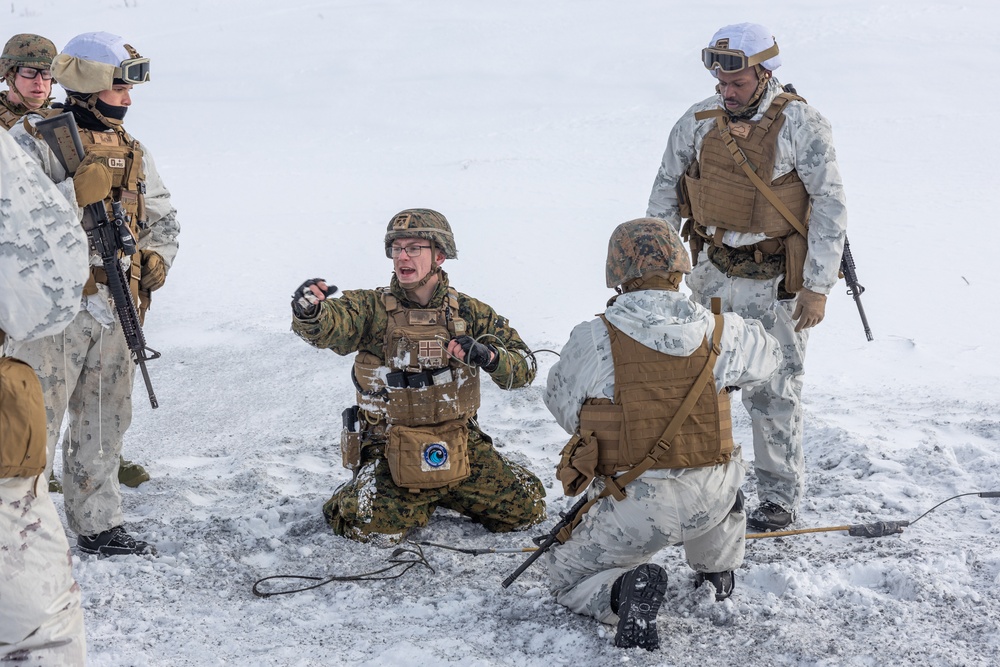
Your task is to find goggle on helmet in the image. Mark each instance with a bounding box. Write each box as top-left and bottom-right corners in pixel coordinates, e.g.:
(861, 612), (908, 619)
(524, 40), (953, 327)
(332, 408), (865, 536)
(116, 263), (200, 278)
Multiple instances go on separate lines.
(702, 40), (779, 73)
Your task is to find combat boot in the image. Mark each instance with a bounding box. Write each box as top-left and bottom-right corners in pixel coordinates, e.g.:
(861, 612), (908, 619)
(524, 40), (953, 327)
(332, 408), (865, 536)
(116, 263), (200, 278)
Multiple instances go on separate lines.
(118, 456), (150, 487)
(610, 563), (668, 650)
(746, 500), (794, 531)
(48, 473), (62, 494)
(694, 570), (735, 601)
(78, 526), (155, 557)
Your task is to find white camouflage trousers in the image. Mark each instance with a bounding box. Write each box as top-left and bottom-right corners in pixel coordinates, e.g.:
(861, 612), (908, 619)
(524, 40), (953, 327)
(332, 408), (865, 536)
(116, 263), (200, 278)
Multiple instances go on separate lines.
(685, 256), (808, 511)
(0, 477), (87, 665)
(546, 456), (746, 623)
(10, 308), (135, 536)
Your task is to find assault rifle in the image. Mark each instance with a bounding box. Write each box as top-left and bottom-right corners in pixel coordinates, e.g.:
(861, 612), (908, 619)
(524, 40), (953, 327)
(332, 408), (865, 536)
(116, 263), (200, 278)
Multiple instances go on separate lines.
(501, 495), (589, 588)
(840, 236), (873, 342)
(35, 112), (161, 408)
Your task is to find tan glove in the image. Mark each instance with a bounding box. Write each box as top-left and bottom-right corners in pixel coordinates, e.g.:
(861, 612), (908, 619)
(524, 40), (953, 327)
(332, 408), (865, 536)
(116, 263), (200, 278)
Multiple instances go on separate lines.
(140, 251), (167, 292)
(791, 288), (827, 332)
(73, 156), (112, 207)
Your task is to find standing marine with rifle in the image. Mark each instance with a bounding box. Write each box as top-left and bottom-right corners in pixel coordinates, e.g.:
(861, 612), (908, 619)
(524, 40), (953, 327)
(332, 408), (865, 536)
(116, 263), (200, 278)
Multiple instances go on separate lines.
(8, 32), (180, 556)
(538, 219), (780, 650)
(646, 22), (851, 532)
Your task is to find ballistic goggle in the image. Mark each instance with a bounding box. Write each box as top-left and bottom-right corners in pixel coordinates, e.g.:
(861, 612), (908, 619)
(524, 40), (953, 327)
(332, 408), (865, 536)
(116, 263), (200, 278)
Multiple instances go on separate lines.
(115, 57), (150, 84)
(702, 41), (779, 73)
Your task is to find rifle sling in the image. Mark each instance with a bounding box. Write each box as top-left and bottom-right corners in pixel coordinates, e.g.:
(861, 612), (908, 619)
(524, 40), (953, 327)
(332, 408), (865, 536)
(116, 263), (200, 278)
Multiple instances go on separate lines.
(714, 114), (809, 238)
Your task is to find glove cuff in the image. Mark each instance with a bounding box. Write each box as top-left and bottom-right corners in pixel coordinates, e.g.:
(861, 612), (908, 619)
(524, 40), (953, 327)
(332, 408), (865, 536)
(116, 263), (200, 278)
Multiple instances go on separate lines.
(481, 345), (500, 373)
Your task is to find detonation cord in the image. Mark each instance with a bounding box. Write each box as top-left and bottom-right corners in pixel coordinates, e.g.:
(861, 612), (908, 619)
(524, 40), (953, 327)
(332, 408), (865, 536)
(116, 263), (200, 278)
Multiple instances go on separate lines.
(415, 491), (1000, 558)
(437, 334), (558, 391)
(415, 541), (538, 556)
(745, 491), (1000, 541)
(251, 542), (434, 598)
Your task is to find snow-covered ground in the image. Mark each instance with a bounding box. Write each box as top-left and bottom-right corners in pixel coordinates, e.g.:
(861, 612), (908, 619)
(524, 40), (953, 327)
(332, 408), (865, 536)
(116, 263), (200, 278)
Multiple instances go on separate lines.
(8, 0), (1000, 664)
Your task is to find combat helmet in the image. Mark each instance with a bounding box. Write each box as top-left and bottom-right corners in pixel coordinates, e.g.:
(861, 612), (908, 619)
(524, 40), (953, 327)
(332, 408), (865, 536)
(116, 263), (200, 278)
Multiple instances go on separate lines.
(702, 23), (781, 75)
(51, 32), (149, 94)
(384, 209), (458, 259)
(606, 218), (691, 289)
(1, 34), (57, 79)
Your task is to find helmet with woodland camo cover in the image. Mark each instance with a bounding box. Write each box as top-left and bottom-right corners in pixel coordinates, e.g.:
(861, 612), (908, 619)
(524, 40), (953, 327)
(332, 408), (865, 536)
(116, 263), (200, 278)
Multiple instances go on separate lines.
(384, 208), (458, 259)
(1, 34), (57, 79)
(606, 218), (691, 288)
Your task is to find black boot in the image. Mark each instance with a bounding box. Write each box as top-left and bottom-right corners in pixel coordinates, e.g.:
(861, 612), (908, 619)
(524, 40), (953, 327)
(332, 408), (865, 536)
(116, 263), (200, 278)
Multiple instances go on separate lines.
(746, 500), (794, 531)
(78, 526), (155, 557)
(610, 563), (668, 650)
(694, 570), (735, 601)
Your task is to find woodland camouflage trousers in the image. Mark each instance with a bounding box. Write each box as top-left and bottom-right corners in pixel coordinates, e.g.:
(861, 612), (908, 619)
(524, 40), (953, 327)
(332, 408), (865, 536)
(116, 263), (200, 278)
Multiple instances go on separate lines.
(324, 428), (546, 543)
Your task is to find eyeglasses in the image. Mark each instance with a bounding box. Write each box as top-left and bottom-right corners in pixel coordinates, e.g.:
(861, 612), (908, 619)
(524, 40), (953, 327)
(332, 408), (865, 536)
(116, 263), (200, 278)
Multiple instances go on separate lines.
(115, 57), (150, 84)
(16, 66), (53, 81)
(702, 41), (779, 73)
(390, 244), (432, 258)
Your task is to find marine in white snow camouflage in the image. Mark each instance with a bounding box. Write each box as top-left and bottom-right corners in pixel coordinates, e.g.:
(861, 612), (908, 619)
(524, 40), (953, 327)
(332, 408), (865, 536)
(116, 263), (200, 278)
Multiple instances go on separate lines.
(0, 129), (88, 665)
(7, 32), (180, 550)
(646, 73), (848, 517)
(543, 284), (781, 630)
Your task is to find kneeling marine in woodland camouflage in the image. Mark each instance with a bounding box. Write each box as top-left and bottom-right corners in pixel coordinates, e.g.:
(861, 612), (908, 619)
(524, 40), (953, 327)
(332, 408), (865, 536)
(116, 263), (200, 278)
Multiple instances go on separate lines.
(543, 219), (781, 650)
(291, 209), (546, 544)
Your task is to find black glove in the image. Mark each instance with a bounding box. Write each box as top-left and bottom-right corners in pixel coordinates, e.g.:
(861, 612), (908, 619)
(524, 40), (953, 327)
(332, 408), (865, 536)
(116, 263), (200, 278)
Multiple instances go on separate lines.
(291, 278), (336, 318)
(454, 335), (498, 372)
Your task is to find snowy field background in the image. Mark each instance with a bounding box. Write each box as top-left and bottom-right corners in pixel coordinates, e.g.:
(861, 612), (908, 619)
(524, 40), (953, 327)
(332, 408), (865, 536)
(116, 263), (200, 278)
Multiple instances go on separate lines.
(7, 0), (1000, 665)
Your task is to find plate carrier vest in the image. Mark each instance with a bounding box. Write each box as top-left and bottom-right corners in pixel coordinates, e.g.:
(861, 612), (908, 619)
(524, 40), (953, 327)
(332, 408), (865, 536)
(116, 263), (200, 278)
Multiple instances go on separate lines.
(553, 302), (735, 543)
(579, 316), (734, 476)
(77, 119), (147, 300)
(685, 92), (809, 239)
(682, 93), (812, 291)
(352, 287), (481, 428)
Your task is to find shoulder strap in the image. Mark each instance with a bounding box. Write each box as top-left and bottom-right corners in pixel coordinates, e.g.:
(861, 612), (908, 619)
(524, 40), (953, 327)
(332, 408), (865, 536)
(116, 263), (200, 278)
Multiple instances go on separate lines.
(381, 287), (398, 313)
(694, 108), (727, 121)
(599, 307), (724, 501)
(445, 286), (467, 336)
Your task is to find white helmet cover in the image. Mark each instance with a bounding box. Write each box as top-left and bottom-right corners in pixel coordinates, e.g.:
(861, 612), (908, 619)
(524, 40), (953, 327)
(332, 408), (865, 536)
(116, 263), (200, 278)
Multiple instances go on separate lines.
(706, 22), (781, 77)
(51, 32), (147, 93)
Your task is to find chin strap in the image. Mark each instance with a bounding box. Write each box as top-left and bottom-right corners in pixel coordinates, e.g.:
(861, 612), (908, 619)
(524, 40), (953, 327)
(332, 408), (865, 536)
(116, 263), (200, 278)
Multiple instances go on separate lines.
(397, 240), (442, 298)
(720, 67), (772, 120)
(2, 76), (53, 112)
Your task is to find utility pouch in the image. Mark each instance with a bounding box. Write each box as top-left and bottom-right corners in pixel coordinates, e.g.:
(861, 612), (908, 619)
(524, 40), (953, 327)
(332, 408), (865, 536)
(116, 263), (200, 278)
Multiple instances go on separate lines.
(555, 431), (599, 497)
(384, 369), (479, 426)
(340, 405), (361, 470)
(386, 421), (470, 491)
(0, 357), (47, 478)
(681, 219), (704, 265)
(678, 180), (693, 219)
(783, 232), (808, 293)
